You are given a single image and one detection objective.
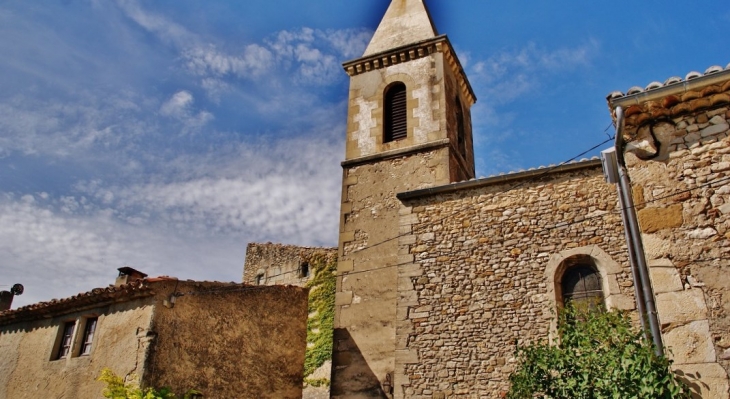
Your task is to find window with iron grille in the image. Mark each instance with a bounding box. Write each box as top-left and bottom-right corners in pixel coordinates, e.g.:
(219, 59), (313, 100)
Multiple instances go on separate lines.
(561, 265), (604, 311)
(80, 317), (98, 356)
(384, 83), (407, 143)
(56, 321), (76, 360)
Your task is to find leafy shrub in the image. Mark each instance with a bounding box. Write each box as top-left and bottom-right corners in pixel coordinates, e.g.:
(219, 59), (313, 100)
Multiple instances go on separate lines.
(98, 368), (201, 399)
(507, 308), (692, 399)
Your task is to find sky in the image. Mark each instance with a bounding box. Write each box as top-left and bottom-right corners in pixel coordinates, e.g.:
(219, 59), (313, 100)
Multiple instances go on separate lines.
(1, 0), (728, 307)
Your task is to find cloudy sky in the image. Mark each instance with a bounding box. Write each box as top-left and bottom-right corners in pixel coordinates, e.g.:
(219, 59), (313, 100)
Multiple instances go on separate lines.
(1, 0), (727, 306)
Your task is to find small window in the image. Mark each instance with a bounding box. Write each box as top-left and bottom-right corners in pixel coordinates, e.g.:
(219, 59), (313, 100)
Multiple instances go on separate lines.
(255, 274), (264, 285)
(80, 317), (98, 356)
(384, 83), (407, 143)
(300, 262), (310, 278)
(56, 321), (76, 360)
(562, 265), (604, 311)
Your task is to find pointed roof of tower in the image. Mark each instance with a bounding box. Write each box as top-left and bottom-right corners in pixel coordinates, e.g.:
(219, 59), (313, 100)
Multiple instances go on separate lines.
(363, 0), (438, 56)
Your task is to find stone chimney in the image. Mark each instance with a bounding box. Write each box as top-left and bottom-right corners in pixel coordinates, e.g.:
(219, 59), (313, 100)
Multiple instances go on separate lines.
(0, 291), (12, 311)
(115, 267), (148, 287)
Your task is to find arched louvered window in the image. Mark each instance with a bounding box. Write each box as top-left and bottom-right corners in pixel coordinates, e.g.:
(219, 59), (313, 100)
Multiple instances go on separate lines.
(561, 264), (604, 311)
(384, 83), (407, 143)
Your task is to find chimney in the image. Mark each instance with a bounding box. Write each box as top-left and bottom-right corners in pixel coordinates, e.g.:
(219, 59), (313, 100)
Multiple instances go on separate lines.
(115, 267), (148, 287)
(0, 291), (12, 311)
(0, 284), (23, 311)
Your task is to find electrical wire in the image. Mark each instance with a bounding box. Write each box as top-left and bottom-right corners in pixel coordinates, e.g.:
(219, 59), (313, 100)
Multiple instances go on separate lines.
(247, 169), (730, 282)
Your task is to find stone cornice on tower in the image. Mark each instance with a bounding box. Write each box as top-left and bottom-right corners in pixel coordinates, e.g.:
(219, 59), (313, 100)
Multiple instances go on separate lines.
(342, 35), (477, 106)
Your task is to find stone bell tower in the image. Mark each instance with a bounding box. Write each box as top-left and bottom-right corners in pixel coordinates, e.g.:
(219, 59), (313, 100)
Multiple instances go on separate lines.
(332, 0), (477, 397)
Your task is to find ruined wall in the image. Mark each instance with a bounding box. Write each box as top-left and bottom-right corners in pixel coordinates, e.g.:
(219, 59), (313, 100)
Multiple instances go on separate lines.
(243, 242), (336, 287)
(146, 281), (309, 399)
(0, 300), (155, 399)
(613, 77), (730, 397)
(243, 243), (337, 399)
(394, 164), (634, 398)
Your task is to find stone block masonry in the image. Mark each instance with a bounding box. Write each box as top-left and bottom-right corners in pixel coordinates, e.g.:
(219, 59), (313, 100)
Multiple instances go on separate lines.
(395, 164), (633, 397)
(621, 104), (730, 398)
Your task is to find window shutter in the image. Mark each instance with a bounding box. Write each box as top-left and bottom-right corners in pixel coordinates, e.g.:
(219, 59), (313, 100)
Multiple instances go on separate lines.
(384, 83), (407, 143)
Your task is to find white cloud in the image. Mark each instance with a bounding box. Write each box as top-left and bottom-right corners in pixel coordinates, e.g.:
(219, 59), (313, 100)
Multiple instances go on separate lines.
(159, 90), (213, 131)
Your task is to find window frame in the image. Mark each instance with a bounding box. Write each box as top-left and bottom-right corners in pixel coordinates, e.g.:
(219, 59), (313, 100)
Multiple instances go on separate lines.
(79, 317), (98, 356)
(55, 321), (76, 360)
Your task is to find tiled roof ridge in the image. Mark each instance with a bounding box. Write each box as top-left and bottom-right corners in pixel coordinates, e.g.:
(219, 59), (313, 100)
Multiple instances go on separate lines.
(608, 63), (730, 100)
(399, 157), (602, 200)
(0, 278), (162, 325)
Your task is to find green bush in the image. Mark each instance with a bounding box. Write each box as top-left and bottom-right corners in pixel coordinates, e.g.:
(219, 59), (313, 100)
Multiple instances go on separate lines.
(98, 368), (201, 399)
(507, 308), (692, 399)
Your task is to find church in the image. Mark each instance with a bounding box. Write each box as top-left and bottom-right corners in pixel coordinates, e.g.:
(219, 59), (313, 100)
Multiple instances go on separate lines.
(245, 0), (730, 398)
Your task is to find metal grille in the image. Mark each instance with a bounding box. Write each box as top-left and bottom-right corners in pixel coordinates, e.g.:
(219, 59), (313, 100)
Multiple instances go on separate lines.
(562, 265), (604, 310)
(384, 83), (407, 143)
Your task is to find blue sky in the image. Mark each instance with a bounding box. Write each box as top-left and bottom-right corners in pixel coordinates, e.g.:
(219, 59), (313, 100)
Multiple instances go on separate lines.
(1, 0), (728, 307)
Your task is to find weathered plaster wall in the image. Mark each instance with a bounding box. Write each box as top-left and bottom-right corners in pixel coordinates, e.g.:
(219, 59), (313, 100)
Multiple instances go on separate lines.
(618, 89), (730, 397)
(243, 243), (338, 399)
(395, 164), (633, 398)
(0, 301), (154, 399)
(146, 281), (309, 399)
(243, 242), (336, 287)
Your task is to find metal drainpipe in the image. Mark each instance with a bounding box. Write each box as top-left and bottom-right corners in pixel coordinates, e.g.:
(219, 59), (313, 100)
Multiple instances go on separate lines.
(617, 191), (648, 332)
(614, 106), (664, 356)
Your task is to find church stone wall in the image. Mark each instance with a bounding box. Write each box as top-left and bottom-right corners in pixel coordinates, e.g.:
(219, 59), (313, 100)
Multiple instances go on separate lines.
(615, 84), (730, 397)
(394, 163), (633, 398)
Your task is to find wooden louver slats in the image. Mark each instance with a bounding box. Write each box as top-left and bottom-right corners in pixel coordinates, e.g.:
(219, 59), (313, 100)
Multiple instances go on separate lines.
(384, 83), (407, 143)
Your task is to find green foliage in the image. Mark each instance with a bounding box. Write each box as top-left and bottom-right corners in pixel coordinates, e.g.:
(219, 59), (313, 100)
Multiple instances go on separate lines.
(303, 252), (337, 379)
(507, 308), (692, 399)
(98, 368), (201, 399)
(304, 378), (331, 388)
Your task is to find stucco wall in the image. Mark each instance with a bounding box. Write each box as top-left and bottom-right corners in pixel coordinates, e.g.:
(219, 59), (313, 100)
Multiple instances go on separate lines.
(618, 91), (730, 398)
(0, 300), (154, 399)
(394, 164), (633, 398)
(145, 281), (309, 399)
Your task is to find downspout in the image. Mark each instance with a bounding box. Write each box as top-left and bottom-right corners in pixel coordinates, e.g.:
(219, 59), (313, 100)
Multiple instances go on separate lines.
(613, 106), (664, 356)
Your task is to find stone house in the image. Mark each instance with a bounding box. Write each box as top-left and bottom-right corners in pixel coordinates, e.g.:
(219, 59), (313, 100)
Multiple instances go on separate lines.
(0, 267), (308, 399)
(245, 0), (730, 398)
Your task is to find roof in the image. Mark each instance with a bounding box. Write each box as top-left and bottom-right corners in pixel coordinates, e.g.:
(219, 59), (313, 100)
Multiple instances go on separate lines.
(607, 63), (730, 106)
(363, 0), (438, 57)
(398, 158), (603, 201)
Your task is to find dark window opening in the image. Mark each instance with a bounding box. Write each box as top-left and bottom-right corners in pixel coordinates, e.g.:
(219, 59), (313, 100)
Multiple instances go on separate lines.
(56, 322), (75, 360)
(561, 264), (604, 311)
(80, 317), (98, 356)
(455, 97), (466, 157)
(300, 262), (310, 278)
(255, 274), (264, 285)
(384, 83), (407, 143)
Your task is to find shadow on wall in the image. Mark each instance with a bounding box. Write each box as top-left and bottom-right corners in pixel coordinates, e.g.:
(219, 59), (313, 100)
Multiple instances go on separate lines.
(331, 328), (389, 398)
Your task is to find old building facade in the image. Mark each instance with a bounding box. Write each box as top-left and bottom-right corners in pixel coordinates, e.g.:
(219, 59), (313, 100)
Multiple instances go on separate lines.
(247, 1), (730, 398)
(0, 269), (308, 399)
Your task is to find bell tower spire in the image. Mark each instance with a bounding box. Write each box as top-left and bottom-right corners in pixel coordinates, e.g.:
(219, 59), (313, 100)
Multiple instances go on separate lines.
(363, 0), (438, 56)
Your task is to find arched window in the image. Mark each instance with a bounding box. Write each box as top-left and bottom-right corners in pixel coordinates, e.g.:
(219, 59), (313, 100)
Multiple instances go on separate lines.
(561, 264), (604, 311)
(384, 83), (407, 143)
